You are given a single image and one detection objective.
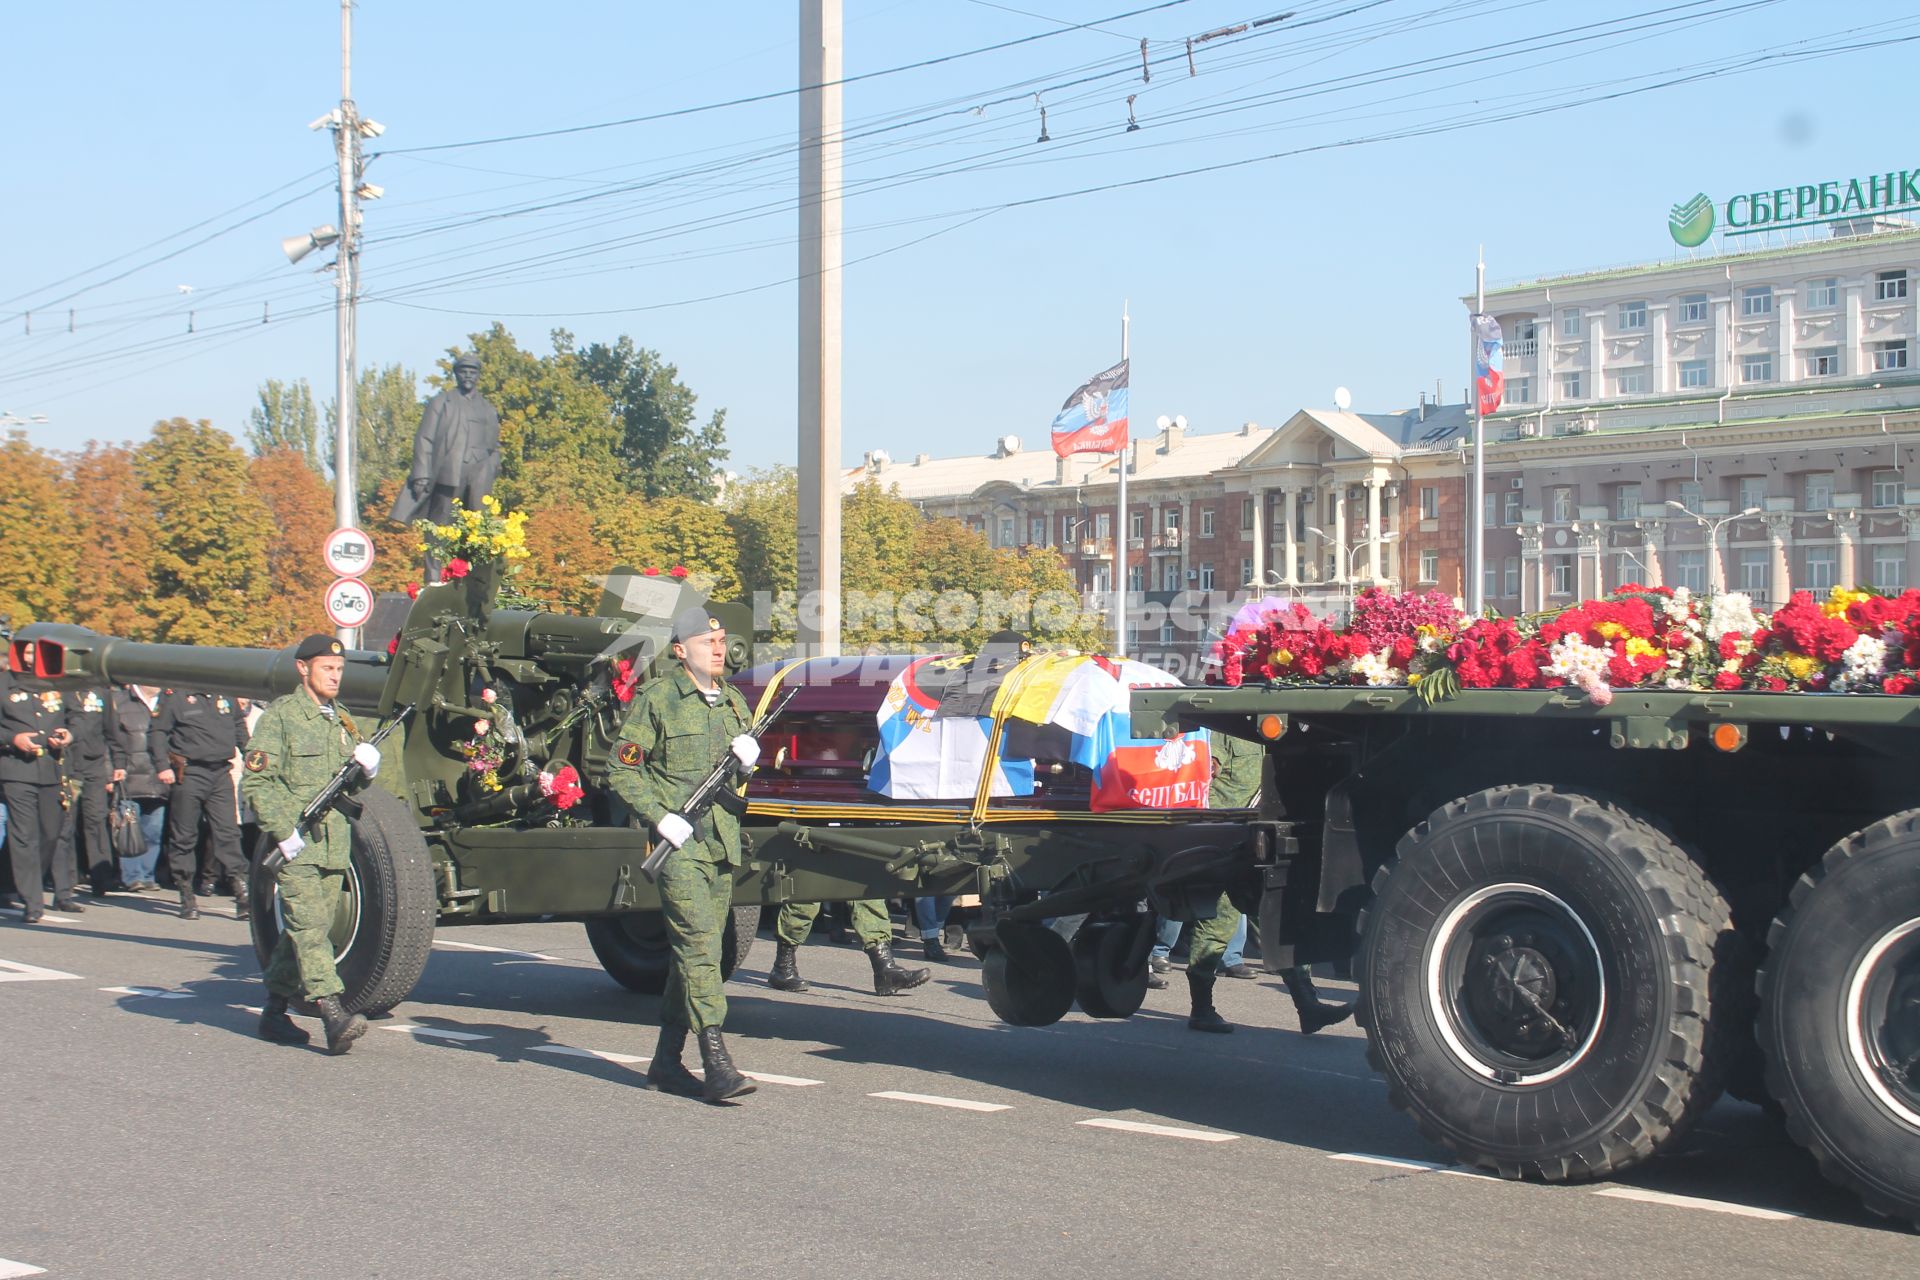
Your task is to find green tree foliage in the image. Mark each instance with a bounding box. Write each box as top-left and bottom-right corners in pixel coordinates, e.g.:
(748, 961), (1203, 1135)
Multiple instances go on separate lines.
(245, 378), (321, 470)
(135, 418), (274, 645)
(595, 494), (739, 600)
(725, 466), (797, 600)
(0, 430), (79, 626)
(460, 324), (624, 514)
(325, 362), (422, 511)
(66, 442), (157, 639)
(572, 333), (728, 501)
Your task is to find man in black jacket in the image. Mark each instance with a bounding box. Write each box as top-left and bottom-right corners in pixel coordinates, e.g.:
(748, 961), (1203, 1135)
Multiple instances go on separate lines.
(109, 685), (168, 890)
(148, 688), (249, 920)
(57, 686), (124, 897)
(2, 655), (82, 922)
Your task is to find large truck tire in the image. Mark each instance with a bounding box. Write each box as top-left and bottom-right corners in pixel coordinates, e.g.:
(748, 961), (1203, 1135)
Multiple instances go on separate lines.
(1758, 812), (1920, 1227)
(248, 788), (437, 1017)
(1356, 784), (1733, 1182)
(585, 905), (758, 995)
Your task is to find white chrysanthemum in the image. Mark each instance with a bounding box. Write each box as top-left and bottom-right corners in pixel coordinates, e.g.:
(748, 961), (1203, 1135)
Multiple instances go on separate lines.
(1663, 587), (1694, 622)
(1348, 651), (1405, 687)
(1842, 634), (1890, 683)
(1546, 635), (1612, 689)
(1705, 591), (1762, 640)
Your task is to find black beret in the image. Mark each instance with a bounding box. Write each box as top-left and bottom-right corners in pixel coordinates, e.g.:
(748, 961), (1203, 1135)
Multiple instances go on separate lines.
(670, 607), (725, 643)
(295, 634), (345, 662)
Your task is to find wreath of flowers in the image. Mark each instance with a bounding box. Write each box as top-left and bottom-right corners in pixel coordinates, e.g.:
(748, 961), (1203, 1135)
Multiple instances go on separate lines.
(415, 495), (531, 579)
(1209, 585), (1920, 701)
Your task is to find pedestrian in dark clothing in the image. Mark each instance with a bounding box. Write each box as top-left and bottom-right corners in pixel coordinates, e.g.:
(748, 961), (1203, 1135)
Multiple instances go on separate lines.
(148, 688), (249, 920)
(56, 687), (124, 896)
(2, 656), (82, 921)
(110, 685), (168, 889)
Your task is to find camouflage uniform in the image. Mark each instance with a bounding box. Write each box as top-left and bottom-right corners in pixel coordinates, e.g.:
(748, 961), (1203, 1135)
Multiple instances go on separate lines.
(608, 664), (751, 1033)
(240, 691), (366, 1001)
(774, 898), (891, 948)
(1187, 732), (1263, 975)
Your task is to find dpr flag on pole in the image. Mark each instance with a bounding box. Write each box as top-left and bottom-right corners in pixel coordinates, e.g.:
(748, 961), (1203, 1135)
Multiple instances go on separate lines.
(1049, 358), (1130, 457)
(1472, 314), (1504, 416)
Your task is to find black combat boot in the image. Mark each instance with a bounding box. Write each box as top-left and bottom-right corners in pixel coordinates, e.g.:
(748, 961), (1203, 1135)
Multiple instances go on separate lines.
(316, 995), (367, 1055)
(696, 1027), (756, 1103)
(867, 940), (930, 996)
(922, 934), (950, 963)
(231, 878), (250, 921)
(257, 994), (311, 1046)
(766, 941), (809, 993)
(1283, 966), (1354, 1035)
(1187, 970), (1233, 1033)
(644, 1025), (705, 1097)
(178, 889), (200, 921)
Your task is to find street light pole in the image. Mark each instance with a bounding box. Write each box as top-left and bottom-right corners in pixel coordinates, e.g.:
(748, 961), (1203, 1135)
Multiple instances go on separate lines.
(1666, 501), (1759, 594)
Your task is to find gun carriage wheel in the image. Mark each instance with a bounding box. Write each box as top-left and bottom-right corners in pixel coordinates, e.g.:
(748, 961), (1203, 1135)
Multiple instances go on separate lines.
(980, 921), (1077, 1026)
(584, 906), (758, 996)
(248, 788), (436, 1017)
(1072, 915), (1153, 1019)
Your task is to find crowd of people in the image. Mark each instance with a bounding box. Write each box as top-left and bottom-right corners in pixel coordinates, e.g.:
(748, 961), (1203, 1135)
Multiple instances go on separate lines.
(0, 661), (260, 925)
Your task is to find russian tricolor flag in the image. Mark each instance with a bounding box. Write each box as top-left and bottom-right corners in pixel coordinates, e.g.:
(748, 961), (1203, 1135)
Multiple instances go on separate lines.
(1049, 358), (1130, 457)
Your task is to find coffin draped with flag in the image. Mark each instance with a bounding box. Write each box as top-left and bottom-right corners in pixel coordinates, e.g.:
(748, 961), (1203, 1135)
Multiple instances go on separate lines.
(867, 651), (1213, 812)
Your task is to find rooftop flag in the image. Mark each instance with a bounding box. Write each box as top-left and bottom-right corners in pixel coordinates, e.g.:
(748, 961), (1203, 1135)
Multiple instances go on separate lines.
(1049, 358), (1130, 457)
(1472, 313), (1504, 417)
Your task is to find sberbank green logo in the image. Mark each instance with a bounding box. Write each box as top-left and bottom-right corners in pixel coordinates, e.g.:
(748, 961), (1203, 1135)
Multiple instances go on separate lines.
(1668, 193), (1715, 247)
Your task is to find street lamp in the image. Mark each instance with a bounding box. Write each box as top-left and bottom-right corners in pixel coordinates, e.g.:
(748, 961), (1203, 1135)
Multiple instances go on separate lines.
(1303, 527), (1402, 584)
(1666, 501), (1759, 593)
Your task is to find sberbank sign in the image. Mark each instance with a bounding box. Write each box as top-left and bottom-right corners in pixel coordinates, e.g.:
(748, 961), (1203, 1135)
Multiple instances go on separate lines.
(1668, 170), (1920, 247)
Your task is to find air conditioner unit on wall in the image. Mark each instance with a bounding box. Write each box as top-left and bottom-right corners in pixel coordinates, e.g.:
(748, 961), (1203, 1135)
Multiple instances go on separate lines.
(1511, 477), (1524, 489)
(1519, 422), (1541, 438)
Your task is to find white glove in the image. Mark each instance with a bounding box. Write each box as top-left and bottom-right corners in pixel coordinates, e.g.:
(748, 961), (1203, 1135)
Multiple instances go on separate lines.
(277, 831), (305, 861)
(730, 734), (760, 769)
(352, 741), (381, 777)
(655, 812), (692, 849)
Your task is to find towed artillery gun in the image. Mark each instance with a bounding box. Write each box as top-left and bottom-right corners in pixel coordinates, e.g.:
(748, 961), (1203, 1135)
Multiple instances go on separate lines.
(10, 572), (1282, 1030)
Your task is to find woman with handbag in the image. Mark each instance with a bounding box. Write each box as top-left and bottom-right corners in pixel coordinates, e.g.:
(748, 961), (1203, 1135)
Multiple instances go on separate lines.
(108, 684), (169, 891)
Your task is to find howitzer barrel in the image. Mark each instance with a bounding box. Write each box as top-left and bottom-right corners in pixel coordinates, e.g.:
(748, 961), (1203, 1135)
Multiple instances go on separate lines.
(10, 624), (389, 707)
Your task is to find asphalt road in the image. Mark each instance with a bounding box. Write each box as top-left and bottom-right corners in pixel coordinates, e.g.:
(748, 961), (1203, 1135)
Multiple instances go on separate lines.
(2, 892), (1915, 1280)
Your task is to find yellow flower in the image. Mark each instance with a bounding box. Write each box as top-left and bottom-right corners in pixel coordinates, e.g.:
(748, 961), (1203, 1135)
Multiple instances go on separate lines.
(1823, 586), (1871, 618)
(1625, 637), (1662, 659)
(1595, 621), (1627, 640)
(1784, 654), (1821, 680)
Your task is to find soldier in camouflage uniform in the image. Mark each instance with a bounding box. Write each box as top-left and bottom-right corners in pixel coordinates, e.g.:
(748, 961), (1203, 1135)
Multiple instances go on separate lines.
(1188, 731), (1350, 1035)
(766, 896), (929, 997)
(607, 607), (760, 1104)
(240, 635), (383, 1056)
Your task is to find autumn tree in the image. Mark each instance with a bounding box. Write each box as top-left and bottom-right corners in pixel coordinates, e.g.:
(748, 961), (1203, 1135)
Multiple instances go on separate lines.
(572, 333), (728, 501)
(135, 418), (274, 646)
(519, 500), (611, 613)
(245, 378), (322, 471)
(250, 448), (336, 644)
(66, 442), (158, 638)
(595, 493), (739, 600)
(0, 431), (79, 626)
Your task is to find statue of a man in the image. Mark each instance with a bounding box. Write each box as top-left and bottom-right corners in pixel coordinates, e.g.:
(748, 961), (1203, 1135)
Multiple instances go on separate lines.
(389, 354), (502, 527)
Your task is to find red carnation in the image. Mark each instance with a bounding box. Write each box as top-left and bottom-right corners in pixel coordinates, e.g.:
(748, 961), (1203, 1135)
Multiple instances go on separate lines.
(443, 558), (471, 581)
(1883, 674), (1917, 695)
(1712, 671), (1742, 691)
(387, 633), (400, 656)
(612, 658), (641, 704)
(406, 582), (421, 600)
(642, 567), (661, 577)
(669, 565), (689, 579)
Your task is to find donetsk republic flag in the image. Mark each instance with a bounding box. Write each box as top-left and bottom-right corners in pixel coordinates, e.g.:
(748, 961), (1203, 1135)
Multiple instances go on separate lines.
(1049, 358), (1130, 457)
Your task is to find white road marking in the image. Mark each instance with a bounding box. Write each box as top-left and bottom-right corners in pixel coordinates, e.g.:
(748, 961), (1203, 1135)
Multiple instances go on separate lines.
(100, 984), (190, 998)
(1592, 1187), (1801, 1221)
(0, 958), (81, 982)
(869, 1090), (1011, 1113)
(740, 1070), (824, 1087)
(529, 1044), (648, 1066)
(380, 1023), (491, 1042)
(10, 910), (81, 924)
(0, 1258), (47, 1278)
(432, 939), (560, 962)
(1329, 1153), (1454, 1172)
(1077, 1117), (1238, 1143)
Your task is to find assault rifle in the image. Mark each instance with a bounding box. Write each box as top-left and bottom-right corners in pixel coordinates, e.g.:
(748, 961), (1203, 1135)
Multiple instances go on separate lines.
(261, 703), (416, 874)
(639, 685), (799, 882)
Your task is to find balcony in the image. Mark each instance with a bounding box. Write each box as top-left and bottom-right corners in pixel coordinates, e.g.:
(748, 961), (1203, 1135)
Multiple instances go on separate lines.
(1078, 539), (1112, 557)
(1506, 338), (1539, 361)
(1150, 530), (1182, 553)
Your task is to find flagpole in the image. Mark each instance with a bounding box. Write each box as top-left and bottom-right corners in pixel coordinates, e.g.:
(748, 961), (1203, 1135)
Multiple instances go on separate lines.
(1114, 302), (1130, 658)
(1468, 248), (1486, 617)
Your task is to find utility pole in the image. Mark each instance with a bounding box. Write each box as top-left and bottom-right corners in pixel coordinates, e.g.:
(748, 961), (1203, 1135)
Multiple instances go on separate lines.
(1468, 248), (1486, 617)
(796, 0), (844, 658)
(1113, 305), (1129, 658)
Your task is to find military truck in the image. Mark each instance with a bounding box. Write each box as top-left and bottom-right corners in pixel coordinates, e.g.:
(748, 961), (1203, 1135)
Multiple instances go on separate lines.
(1131, 680), (1920, 1227)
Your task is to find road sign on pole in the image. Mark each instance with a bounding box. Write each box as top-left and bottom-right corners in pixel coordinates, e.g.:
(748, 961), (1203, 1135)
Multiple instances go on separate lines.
(323, 576), (375, 630)
(322, 526), (376, 578)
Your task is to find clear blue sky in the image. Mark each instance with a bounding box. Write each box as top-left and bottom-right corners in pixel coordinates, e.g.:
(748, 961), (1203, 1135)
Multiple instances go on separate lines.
(3, 1), (1915, 471)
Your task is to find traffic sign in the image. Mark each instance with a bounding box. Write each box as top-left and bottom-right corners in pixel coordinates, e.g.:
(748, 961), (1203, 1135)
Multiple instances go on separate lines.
(324, 576), (375, 629)
(322, 527), (376, 578)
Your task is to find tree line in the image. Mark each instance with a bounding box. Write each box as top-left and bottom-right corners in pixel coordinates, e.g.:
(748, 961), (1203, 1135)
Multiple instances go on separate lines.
(0, 325), (1100, 654)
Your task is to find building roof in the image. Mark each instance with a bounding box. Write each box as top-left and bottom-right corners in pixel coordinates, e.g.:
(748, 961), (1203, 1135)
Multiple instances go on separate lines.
(1480, 224), (1920, 298)
(843, 444), (1111, 501)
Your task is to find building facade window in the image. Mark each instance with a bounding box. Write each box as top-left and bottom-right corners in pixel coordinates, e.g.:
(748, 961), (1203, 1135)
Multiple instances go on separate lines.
(1674, 480), (1703, 512)
(1551, 557), (1575, 597)
(1560, 371), (1584, 399)
(1094, 513), (1111, 539)
(1200, 507), (1215, 537)
(1164, 509), (1181, 535)
(1504, 557), (1520, 598)
(1129, 511), (1145, 539)
(1678, 293), (1710, 324)
(1873, 340), (1910, 372)
(998, 516), (1015, 546)
(1610, 366), (1649, 396)
(1804, 545), (1837, 591)
(1804, 347), (1840, 378)
(1029, 517), (1047, 545)
(1615, 482), (1642, 520)
(1678, 359), (1711, 389)
(1805, 472), (1833, 511)
(1805, 277), (1839, 309)
(1872, 469), (1904, 508)
(1560, 308), (1583, 338)
(1613, 552), (1641, 588)
(1741, 354), (1773, 383)
(1483, 493), (1497, 528)
(1420, 549), (1439, 582)
(1741, 285), (1774, 317)
(1161, 564), (1179, 591)
(1241, 498), (1254, 530)
(1551, 487), (1575, 523)
(1877, 269), (1909, 301)
(1240, 557), (1253, 586)
(1126, 565), (1144, 591)
(1420, 485), (1439, 519)
(1618, 300), (1648, 330)
(1738, 548), (1769, 593)
(1673, 550), (1706, 593)
(1507, 378), (1532, 404)
(1873, 546), (1906, 591)
(1160, 620), (1177, 645)
(1737, 476), (1768, 510)
(1199, 562), (1215, 590)
(1504, 491), (1522, 525)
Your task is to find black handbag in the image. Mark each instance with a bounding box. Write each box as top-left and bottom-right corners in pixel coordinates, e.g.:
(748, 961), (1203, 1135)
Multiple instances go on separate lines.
(108, 784), (146, 859)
